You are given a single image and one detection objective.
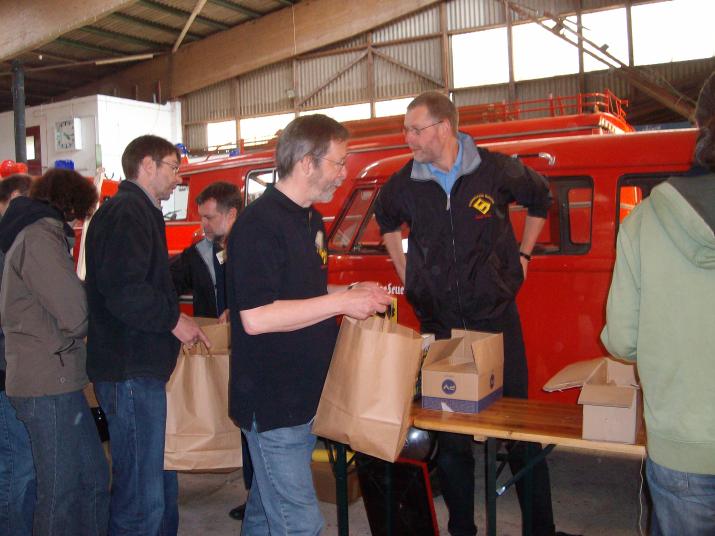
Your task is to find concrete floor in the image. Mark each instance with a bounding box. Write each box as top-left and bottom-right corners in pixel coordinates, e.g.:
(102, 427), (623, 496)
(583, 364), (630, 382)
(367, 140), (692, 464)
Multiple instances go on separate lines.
(177, 444), (649, 535)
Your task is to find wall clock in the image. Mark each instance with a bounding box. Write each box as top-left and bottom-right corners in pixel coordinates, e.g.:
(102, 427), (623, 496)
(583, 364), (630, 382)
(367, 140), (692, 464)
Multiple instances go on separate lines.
(54, 118), (82, 151)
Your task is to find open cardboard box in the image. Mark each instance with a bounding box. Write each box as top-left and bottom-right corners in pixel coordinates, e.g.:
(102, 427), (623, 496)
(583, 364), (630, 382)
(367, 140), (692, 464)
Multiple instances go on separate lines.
(311, 461), (361, 504)
(421, 329), (503, 414)
(543, 357), (641, 444)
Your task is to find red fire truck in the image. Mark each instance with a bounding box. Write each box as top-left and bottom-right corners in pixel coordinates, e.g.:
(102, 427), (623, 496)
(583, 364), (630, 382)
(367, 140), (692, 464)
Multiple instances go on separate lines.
(166, 92), (630, 255)
(325, 127), (698, 402)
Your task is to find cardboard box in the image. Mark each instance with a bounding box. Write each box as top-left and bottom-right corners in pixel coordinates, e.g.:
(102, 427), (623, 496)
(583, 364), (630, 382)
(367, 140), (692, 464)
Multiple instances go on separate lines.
(543, 357), (641, 444)
(311, 461), (361, 504)
(421, 330), (503, 413)
(414, 333), (436, 399)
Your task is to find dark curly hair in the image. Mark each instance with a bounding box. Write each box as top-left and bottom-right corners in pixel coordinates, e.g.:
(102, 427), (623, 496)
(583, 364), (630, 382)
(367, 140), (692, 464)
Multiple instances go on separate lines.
(30, 168), (98, 221)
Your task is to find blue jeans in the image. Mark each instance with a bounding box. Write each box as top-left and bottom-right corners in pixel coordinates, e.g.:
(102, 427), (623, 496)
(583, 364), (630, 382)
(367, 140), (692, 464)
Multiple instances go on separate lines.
(647, 457), (715, 536)
(0, 390), (35, 536)
(95, 378), (178, 536)
(241, 419), (321, 536)
(11, 390), (110, 536)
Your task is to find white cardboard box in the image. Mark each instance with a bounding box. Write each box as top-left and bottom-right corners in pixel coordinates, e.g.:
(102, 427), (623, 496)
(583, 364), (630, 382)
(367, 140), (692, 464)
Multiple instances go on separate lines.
(421, 330), (503, 414)
(543, 357), (641, 444)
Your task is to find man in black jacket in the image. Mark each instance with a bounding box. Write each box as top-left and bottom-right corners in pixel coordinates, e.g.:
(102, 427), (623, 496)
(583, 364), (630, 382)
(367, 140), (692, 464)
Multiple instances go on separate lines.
(170, 181), (240, 320)
(168, 181), (253, 521)
(86, 135), (209, 536)
(375, 92), (572, 536)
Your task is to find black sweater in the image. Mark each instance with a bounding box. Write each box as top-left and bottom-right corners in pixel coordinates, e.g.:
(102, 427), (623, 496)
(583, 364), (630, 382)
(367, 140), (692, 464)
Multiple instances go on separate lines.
(85, 181), (181, 382)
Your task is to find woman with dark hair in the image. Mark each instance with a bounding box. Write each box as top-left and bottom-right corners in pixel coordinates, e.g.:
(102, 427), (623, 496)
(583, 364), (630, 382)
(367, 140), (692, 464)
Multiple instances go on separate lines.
(601, 72), (715, 535)
(0, 168), (109, 536)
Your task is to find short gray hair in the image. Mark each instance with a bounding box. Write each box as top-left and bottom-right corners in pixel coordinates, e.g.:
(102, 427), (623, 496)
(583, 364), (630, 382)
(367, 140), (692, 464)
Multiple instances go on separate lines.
(275, 115), (349, 179)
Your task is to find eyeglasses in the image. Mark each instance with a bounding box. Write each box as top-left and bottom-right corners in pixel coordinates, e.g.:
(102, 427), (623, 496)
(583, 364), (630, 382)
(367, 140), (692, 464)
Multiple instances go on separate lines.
(157, 160), (180, 174)
(318, 156), (347, 170)
(402, 120), (443, 137)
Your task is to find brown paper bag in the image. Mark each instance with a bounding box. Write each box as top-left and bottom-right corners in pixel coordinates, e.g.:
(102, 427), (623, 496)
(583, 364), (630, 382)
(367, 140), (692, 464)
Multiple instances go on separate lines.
(164, 319), (242, 471)
(312, 316), (423, 462)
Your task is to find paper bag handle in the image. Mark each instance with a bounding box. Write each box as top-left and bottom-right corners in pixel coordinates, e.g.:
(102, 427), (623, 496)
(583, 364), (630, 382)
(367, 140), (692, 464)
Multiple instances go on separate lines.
(181, 341), (213, 357)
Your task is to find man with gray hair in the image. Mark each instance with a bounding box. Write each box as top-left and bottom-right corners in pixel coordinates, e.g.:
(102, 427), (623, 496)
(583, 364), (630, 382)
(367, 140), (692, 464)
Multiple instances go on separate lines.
(227, 114), (392, 535)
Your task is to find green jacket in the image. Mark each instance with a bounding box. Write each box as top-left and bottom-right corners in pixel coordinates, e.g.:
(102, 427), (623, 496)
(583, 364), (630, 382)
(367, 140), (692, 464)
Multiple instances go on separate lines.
(601, 173), (715, 474)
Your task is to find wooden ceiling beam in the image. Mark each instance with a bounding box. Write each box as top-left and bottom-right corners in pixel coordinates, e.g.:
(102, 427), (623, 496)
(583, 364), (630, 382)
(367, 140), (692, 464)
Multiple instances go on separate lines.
(58, 0), (440, 102)
(0, 0), (135, 62)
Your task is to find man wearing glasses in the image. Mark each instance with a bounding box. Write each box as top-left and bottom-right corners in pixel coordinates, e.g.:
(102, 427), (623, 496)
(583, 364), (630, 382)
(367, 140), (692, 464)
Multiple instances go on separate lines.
(86, 135), (209, 536)
(375, 92), (574, 536)
(227, 115), (391, 535)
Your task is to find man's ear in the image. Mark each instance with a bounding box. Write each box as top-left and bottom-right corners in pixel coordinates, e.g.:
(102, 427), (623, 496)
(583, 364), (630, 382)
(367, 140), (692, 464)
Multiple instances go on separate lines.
(299, 154), (315, 176)
(140, 155), (156, 176)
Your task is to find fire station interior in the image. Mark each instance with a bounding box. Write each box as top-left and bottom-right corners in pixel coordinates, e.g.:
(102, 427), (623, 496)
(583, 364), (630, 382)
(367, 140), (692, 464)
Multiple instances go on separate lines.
(2, 1), (713, 535)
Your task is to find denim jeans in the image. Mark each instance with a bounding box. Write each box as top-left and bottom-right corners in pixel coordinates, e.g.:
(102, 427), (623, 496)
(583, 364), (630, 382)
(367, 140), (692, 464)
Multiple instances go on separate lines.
(647, 457), (715, 536)
(0, 390), (35, 536)
(241, 419), (321, 536)
(10, 390), (110, 536)
(95, 378), (179, 536)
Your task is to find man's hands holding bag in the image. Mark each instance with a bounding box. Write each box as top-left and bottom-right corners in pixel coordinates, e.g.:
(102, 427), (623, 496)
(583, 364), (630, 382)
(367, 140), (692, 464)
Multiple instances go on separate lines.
(172, 312), (211, 348)
(340, 282), (392, 320)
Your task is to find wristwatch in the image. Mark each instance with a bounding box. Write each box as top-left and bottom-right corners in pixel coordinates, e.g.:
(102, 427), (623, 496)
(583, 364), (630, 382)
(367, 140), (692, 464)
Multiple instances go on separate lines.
(519, 251), (532, 262)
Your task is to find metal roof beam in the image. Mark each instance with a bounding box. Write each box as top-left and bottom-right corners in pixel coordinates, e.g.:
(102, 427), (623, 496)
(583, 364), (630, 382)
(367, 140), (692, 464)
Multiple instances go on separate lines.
(110, 12), (201, 41)
(137, 0), (230, 31)
(79, 26), (169, 49)
(209, 0), (262, 19)
(0, 0), (135, 62)
(55, 37), (126, 57)
(59, 0), (441, 101)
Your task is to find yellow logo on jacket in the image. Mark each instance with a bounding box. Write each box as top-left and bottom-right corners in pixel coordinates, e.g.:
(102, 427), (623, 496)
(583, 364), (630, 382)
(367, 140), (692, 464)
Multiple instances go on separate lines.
(469, 194), (494, 215)
(315, 230), (328, 265)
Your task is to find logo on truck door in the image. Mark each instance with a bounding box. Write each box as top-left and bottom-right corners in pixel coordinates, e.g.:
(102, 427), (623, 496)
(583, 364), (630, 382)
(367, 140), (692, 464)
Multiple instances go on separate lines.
(469, 194), (494, 216)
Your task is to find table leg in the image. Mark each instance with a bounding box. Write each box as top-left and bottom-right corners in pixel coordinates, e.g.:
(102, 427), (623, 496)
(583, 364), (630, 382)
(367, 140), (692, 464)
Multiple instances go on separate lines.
(485, 438), (497, 536)
(521, 443), (533, 536)
(334, 442), (349, 536)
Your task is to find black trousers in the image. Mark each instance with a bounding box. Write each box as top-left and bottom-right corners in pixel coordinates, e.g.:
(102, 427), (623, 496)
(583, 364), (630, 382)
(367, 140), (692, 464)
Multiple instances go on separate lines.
(425, 303), (555, 536)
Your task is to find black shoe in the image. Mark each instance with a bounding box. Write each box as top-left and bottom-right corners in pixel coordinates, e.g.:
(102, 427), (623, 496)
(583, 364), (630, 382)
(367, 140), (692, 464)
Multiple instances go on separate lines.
(556, 532), (583, 536)
(229, 503), (246, 521)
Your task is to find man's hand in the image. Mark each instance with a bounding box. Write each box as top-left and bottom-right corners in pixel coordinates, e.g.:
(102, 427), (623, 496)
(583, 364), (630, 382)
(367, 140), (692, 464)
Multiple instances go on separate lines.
(172, 313), (211, 347)
(217, 309), (230, 324)
(520, 256), (528, 279)
(341, 283), (392, 320)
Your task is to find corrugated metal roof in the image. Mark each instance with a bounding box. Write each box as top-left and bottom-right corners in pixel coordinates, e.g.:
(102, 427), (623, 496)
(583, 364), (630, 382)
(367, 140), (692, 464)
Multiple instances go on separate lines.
(183, 79), (235, 123)
(185, 123), (208, 151)
(452, 85), (509, 107)
(376, 38), (443, 85)
(298, 52), (368, 109)
(0, 0), (291, 113)
(239, 61), (293, 116)
(373, 5), (440, 43)
(447, 0), (506, 32)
